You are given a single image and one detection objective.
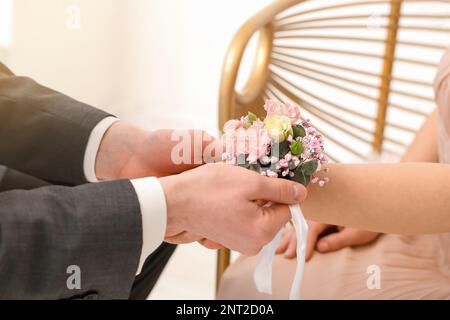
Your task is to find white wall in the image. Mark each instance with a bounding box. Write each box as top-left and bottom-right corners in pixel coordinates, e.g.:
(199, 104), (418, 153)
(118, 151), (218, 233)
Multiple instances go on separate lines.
(110, 0), (274, 132)
(7, 0), (124, 110)
(5, 0), (273, 134)
(0, 0), (13, 47)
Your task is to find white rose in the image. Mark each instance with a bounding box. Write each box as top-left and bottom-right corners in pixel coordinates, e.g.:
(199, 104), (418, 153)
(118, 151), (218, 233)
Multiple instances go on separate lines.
(264, 115), (293, 143)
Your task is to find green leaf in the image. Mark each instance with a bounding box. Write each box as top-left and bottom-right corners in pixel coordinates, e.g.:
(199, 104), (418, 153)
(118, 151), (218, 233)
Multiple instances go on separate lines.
(290, 140), (304, 155)
(293, 125), (306, 138)
(302, 160), (319, 175)
(303, 174), (311, 185)
(248, 112), (258, 124)
(292, 168), (311, 186)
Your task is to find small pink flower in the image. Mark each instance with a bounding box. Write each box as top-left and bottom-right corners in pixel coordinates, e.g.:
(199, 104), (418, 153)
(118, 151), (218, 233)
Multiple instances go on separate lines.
(284, 102), (302, 124)
(247, 154), (258, 164)
(240, 116), (249, 128)
(224, 120), (241, 131)
(279, 159), (289, 168)
(266, 170), (278, 178)
(301, 149), (310, 160)
(263, 100), (278, 115)
(301, 119), (311, 128)
(261, 133), (272, 146)
(260, 155), (271, 165)
(271, 156), (278, 164)
(284, 153), (292, 162)
(320, 154), (329, 164)
(251, 120), (265, 131)
(310, 139), (320, 149)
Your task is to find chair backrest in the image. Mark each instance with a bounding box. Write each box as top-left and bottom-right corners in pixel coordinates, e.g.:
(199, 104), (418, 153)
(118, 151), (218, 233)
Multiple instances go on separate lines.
(219, 0), (450, 163)
(216, 0), (450, 290)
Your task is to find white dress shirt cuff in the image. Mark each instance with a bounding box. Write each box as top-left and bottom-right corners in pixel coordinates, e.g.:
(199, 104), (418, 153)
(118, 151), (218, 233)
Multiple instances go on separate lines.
(131, 177), (167, 274)
(83, 116), (119, 183)
(83, 118), (168, 275)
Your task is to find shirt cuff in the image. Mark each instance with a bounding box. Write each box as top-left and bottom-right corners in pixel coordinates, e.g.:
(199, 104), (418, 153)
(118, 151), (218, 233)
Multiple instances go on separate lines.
(83, 116), (119, 182)
(84, 118), (168, 275)
(131, 177), (167, 275)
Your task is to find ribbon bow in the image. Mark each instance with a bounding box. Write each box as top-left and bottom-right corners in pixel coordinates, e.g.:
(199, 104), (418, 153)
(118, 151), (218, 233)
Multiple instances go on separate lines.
(253, 204), (309, 300)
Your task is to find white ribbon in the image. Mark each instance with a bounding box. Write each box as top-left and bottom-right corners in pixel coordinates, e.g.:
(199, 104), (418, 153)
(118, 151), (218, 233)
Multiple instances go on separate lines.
(253, 204), (309, 300)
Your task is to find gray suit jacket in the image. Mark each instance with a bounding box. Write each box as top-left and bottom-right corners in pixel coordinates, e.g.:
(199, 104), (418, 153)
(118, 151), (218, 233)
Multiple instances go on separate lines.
(0, 63), (143, 299)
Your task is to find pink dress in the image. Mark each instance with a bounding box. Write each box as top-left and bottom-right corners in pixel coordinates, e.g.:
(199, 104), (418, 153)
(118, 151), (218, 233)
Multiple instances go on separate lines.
(217, 49), (450, 300)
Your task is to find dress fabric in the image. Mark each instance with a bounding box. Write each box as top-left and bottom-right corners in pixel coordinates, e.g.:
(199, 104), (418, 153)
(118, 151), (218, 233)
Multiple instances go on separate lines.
(217, 48), (450, 300)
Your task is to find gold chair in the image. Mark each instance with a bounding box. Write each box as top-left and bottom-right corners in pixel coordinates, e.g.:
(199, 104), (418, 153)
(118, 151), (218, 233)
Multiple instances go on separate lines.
(216, 0), (450, 290)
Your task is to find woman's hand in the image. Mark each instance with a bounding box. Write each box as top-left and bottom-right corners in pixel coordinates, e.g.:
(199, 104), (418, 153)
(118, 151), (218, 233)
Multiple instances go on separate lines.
(276, 221), (381, 260)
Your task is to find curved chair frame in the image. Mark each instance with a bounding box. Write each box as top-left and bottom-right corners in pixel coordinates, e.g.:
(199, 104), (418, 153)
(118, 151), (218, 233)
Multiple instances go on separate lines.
(216, 0), (450, 290)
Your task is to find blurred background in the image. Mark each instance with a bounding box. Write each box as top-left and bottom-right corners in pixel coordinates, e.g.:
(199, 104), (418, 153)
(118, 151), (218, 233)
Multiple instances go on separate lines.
(0, 0), (274, 133)
(1, 0), (449, 299)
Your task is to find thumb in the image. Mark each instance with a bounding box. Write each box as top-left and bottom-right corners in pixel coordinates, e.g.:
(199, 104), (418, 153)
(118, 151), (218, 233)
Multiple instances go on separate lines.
(248, 175), (307, 204)
(316, 228), (361, 253)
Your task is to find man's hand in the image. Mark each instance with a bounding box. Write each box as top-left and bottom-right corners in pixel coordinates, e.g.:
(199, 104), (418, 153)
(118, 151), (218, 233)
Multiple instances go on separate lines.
(159, 163), (308, 256)
(276, 221), (380, 260)
(94, 121), (230, 250)
(95, 121), (220, 181)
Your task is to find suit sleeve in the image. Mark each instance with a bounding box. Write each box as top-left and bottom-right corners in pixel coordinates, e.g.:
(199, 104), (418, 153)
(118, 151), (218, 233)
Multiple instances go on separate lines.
(0, 71), (111, 185)
(0, 179), (143, 300)
(0, 166), (50, 192)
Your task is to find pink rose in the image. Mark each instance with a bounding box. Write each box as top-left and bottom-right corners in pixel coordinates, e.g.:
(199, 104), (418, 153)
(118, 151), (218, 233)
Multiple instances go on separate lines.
(264, 99), (302, 124)
(224, 120), (242, 131)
